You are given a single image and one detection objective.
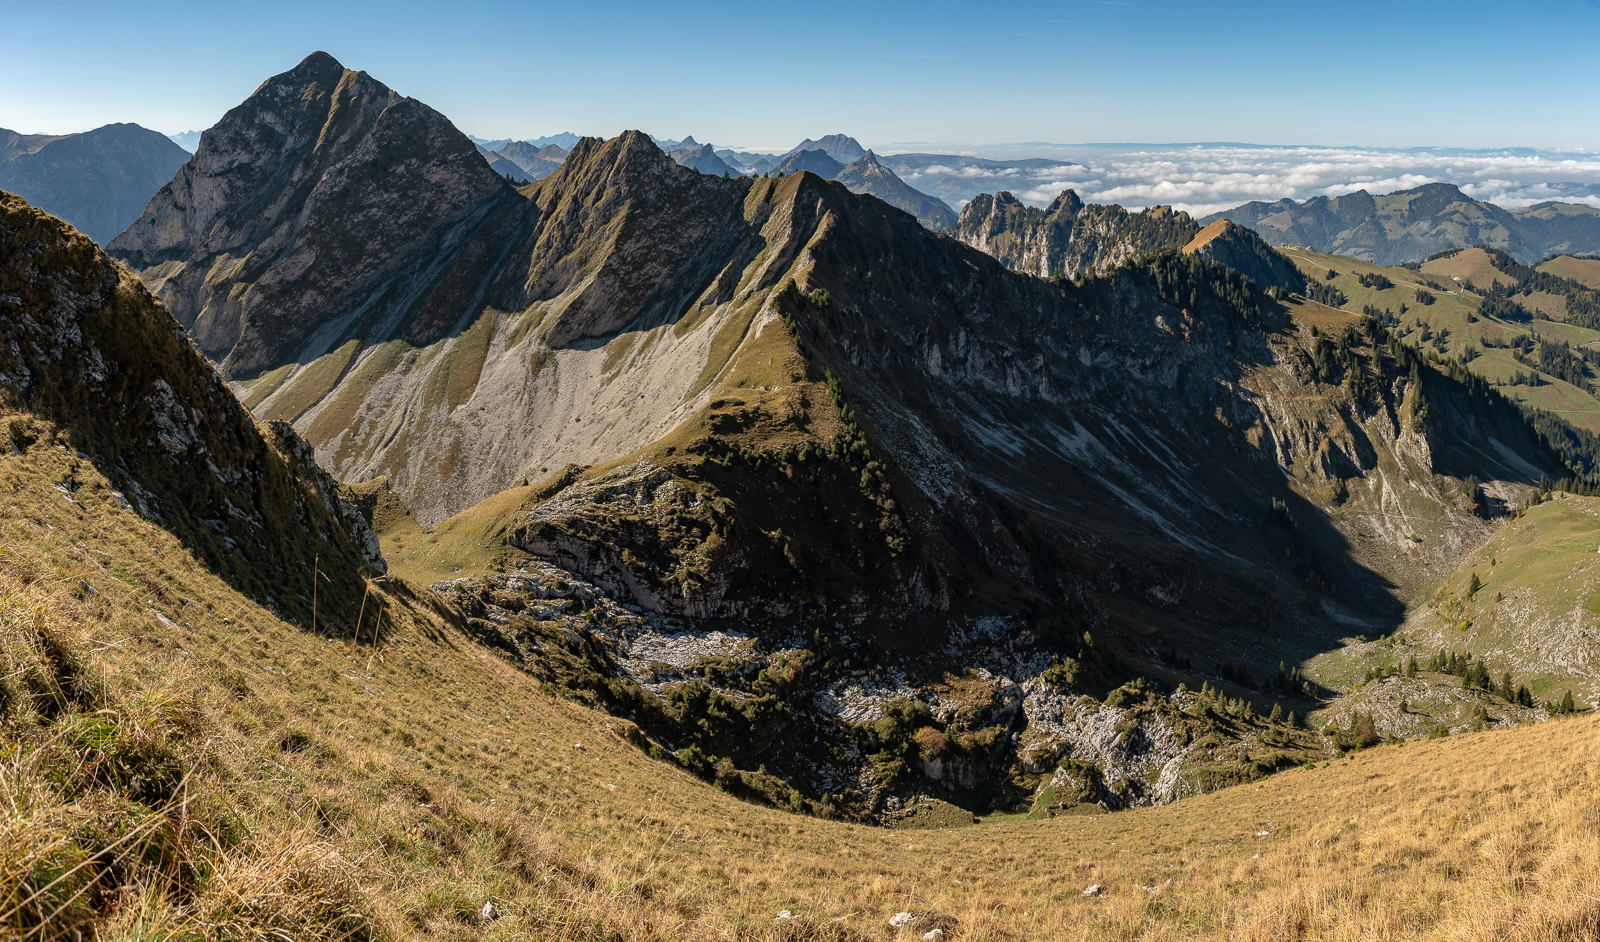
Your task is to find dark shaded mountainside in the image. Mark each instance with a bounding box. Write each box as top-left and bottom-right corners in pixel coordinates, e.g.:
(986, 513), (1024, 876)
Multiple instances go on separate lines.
(110, 53), (1582, 819)
(0, 192), (384, 629)
(1, 123), (191, 243)
(952, 189), (1304, 292)
(1205, 182), (1600, 265)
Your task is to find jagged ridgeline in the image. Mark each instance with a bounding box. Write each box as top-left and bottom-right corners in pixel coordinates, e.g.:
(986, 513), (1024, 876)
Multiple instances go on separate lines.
(107, 53), (1579, 817)
(0, 192), (384, 628)
(951, 190), (1305, 292)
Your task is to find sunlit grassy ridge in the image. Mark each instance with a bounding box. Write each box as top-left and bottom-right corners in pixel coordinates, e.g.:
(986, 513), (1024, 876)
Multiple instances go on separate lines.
(5, 410), (1599, 941)
(1395, 492), (1600, 707)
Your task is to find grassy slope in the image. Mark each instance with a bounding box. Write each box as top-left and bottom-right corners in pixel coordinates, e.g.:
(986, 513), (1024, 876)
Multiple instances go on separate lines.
(1539, 254), (1600, 290)
(6, 411), (1600, 941)
(1282, 247), (1600, 432)
(358, 476), (539, 586)
(1296, 493), (1600, 743)
(1400, 493), (1600, 703)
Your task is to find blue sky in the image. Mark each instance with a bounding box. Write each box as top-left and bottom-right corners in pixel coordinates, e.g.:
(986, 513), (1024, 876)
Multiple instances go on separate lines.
(3, 0), (1598, 150)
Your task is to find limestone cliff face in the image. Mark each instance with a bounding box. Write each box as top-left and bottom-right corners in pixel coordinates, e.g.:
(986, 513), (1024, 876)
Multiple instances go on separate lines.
(952, 190), (1201, 280)
(108, 51), (518, 378)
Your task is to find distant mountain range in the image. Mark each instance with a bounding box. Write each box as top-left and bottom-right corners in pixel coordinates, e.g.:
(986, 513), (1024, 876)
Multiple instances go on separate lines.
(876, 153), (1083, 207)
(835, 152), (957, 230)
(471, 132), (579, 152)
(486, 140), (569, 181)
(771, 148), (844, 178)
(1, 123), (190, 243)
(670, 143), (738, 177)
(763, 142), (956, 229)
(167, 130), (202, 152)
(1204, 183), (1600, 265)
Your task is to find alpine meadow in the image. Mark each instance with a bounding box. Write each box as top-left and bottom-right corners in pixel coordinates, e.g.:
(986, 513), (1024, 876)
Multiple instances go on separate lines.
(4, 4), (1600, 938)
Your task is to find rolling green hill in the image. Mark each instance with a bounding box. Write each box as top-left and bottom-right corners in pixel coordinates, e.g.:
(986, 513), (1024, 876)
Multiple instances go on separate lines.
(1280, 246), (1600, 435)
(1539, 253), (1600, 290)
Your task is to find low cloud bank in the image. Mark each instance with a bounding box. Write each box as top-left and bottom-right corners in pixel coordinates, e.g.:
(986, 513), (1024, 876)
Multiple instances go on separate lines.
(890, 145), (1600, 215)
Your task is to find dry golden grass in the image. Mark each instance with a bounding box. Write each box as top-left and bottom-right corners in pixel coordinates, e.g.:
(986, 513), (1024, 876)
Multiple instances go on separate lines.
(1538, 255), (1600, 291)
(4, 413), (1599, 940)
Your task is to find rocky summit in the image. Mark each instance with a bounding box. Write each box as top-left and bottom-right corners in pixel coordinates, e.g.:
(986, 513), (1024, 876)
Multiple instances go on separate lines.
(108, 52), (520, 378)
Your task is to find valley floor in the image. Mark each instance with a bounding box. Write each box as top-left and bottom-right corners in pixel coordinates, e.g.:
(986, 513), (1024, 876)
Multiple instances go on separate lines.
(4, 432), (1599, 941)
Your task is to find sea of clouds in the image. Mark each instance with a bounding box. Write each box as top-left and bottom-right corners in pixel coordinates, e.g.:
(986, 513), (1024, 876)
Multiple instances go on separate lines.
(883, 144), (1600, 216)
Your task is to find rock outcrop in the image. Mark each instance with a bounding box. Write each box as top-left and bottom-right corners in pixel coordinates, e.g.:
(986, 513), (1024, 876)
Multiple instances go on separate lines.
(952, 190), (1200, 278)
(0, 191), (383, 628)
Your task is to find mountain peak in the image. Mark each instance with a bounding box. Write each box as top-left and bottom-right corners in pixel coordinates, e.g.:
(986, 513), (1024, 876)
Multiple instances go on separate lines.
(109, 55), (514, 375)
(285, 50), (348, 85)
(784, 133), (867, 164)
(1044, 189), (1083, 216)
(834, 149), (956, 230)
